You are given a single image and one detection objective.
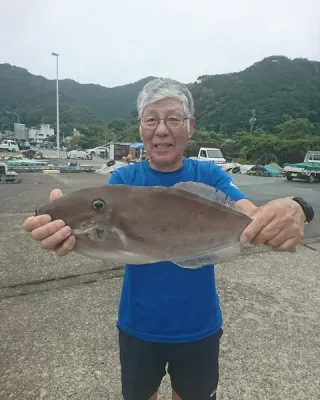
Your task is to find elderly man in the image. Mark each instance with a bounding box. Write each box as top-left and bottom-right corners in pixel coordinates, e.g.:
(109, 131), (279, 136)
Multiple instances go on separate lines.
(24, 78), (313, 400)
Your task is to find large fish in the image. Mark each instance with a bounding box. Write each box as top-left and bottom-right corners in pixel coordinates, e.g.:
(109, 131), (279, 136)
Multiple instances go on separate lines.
(34, 182), (252, 268)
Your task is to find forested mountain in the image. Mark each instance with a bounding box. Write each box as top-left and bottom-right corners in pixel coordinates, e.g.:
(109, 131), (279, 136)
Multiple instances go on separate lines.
(1, 55), (319, 135)
(191, 56), (320, 133)
(0, 63), (154, 130)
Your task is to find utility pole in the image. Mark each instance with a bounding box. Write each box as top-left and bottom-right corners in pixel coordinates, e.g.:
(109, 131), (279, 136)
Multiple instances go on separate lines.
(51, 52), (60, 158)
(6, 111), (20, 124)
(249, 109), (256, 133)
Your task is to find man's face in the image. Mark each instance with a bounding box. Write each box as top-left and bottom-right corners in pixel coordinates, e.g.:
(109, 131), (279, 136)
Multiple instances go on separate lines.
(139, 98), (195, 171)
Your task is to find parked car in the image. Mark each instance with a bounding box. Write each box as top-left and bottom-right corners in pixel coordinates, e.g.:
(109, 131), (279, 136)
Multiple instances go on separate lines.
(66, 150), (90, 160)
(86, 146), (110, 158)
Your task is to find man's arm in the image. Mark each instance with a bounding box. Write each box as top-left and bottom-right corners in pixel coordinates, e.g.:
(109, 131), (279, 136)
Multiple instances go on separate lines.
(235, 198), (258, 217)
(210, 165), (307, 252)
(23, 188), (76, 256)
(236, 197), (306, 251)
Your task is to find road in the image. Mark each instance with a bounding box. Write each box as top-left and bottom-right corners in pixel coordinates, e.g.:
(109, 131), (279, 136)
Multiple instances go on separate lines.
(0, 169), (319, 400)
(230, 173), (320, 239)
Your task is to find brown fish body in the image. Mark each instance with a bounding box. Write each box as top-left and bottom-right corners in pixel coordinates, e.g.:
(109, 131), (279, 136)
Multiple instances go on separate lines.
(35, 182), (252, 268)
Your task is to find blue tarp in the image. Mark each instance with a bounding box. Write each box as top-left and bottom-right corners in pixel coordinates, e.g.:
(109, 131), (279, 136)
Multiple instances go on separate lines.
(263, 163), (282, 177)
(130, 142), (144, 149)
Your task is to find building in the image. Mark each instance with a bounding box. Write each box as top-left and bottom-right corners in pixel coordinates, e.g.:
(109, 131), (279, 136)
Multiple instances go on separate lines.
(14, 123), (28, 140)
(28, 124), (55, 143)
(28, 128), (38, 142)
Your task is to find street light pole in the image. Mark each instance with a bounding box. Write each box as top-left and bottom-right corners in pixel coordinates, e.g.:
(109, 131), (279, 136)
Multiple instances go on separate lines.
(6, 111), (20, 124)
(51, 52), (60, 158)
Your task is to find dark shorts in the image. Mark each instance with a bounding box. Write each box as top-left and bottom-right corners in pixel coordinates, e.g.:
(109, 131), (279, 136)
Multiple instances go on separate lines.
(118, 328), (223, 400)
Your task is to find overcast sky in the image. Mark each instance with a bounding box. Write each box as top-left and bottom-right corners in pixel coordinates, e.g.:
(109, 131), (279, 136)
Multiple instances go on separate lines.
(1, 0), (319, 87)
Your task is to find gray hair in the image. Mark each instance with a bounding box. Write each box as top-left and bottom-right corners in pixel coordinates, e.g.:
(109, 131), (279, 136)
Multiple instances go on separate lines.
(137, 78), (195, 118)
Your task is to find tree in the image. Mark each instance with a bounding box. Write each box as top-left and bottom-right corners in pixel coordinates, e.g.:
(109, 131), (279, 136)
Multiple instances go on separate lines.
(108, 118), (127, 132)
(275, 118), (314, 139)
(221, 129), (320, 165)
(69, 133), (86, 150)
(185, 139), (199, 157)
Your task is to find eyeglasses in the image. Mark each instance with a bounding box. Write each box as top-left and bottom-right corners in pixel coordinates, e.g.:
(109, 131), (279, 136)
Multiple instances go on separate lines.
(139, 115), (189, 129)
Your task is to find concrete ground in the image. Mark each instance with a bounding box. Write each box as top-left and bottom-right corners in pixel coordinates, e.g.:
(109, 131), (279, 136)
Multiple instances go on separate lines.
(0, 171), (319, 400)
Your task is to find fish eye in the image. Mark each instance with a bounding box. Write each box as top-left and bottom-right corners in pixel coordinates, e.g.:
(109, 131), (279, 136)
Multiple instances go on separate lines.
(92, 198), (105, 212)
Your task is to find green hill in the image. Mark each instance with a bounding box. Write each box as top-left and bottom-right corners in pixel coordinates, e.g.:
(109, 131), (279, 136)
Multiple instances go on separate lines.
(1, 55), (319, 135)
(191, 55), (320, 133)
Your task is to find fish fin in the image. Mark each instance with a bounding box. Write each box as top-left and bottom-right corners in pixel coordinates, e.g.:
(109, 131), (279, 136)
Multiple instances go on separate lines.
(74, 245), (156, 264)
(172, 242), (241, 269)
(172, 182), (243, 213)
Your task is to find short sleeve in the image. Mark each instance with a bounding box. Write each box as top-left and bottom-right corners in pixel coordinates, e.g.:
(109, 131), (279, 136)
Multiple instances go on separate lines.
(210, 165), (247, 202)
(107, 169), (126, 185)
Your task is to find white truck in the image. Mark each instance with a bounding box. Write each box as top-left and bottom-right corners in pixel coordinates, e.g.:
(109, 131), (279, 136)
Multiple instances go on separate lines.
(282, 151), (320, 183)
(0, 162), (21, 183)
(197, 147), (226, 166)
(303, 150), (320, 164)
(0, 139), (19, 152)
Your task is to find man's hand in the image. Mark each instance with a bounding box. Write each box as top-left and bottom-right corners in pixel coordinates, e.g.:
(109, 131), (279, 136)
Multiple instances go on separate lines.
(23, 189), (76, 256)
(238, 197), (305, 252)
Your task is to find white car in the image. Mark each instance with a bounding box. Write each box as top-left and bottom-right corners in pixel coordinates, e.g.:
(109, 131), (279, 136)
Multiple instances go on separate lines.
(66, 150), (90, 160)
(86, 146), (109, 157)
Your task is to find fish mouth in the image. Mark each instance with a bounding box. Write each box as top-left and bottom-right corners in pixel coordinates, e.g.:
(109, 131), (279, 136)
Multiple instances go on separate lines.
(72, 227), (105, 241)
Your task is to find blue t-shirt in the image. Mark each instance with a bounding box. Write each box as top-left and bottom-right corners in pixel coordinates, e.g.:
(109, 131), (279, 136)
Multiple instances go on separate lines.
(108, 158), (247, 343)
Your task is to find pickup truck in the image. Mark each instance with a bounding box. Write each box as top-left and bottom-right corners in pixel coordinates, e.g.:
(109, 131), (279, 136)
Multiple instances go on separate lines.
(197, 147), (226, 166)
(284, 163), (320, 183)
(0, 139), (19, 152)
(303, 150), (320, 164)
(283, 151), (320, 183)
